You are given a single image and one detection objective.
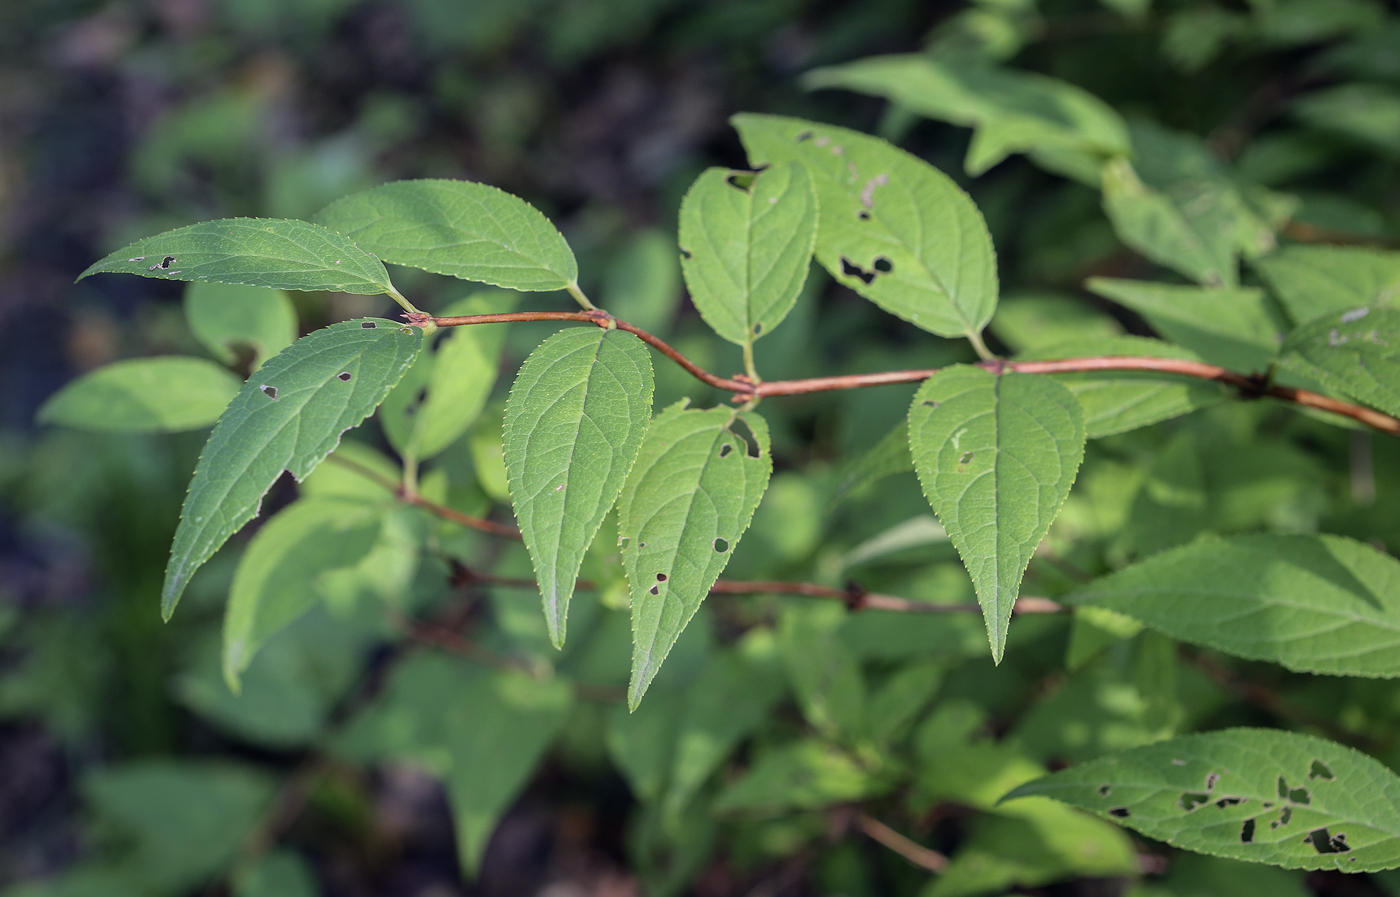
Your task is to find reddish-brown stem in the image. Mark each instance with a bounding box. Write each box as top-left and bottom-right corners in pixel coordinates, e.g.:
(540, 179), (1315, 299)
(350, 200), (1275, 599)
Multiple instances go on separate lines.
(425, 311), (1400, 438)
(854, 813), (948, 873)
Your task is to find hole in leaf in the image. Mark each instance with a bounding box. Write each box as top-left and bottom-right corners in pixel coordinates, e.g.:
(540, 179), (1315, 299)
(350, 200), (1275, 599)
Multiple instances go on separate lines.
(1271, 807), (1292, 829)
(1215, 796), (1244, 809)
(728, 417), (762, 458)
(1206, 773), (1220, 791)
(620, 538), (630, 549)
(260, 385), (278, 400)
(840, 257), (875, 286)
(362, 321), (377, 329)
(872, 256), (893, 273)
(959, 452), (974, 464)
(1277, 776), (1289, 799)
(1241, 819), (1255, 843)
(714, 538), (729, 552)
(648, 585), (659, 595)
(1108, 807), (1130, 818)
(337, 372), (353, 382)
(795, 130), (812, 142)
(680, 247), (693, 260)
(1179, 792), (1209, 812)
(1309, 760), (1335, 781)
(1262, 802), (1273, 809)
(1096, 785), (1111, 796)
(753, 322), (763, 336)
(719, 443), (733, 458)
(1171, 759), (1186, 766)
(655, 573), (667, 582)
(922, 400), (939, 408)
(857, 210), (871, 220)
(159, 256), (176, 269)
(1308, 828), (1351, 854)
(400, 327), (413, 334)
(1289, 787), (1311, 805)
(725, 171), (756, 191)
(639, 542), (646, 548)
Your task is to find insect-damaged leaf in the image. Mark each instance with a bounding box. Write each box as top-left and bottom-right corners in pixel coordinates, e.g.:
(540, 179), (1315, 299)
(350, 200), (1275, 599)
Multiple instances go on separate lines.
(503, 327), (654, 647)
(315, 179), (578, 292)
(1002, 728), (1400, 872)
(908, 366), (1085, 662)
(1066, 534), (1400, 678)
(678, 162), (817, 348)
(1280, 306), (1400, 419)
(732, 114), (998, 340)
(620, 404), (772, 709)
(162, 319), (422, 619)
(78, 218), (395, 295)
(38, 357), (241, 433)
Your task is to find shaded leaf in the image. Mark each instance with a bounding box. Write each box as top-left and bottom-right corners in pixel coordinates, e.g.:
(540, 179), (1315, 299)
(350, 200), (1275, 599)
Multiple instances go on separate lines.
(1102, 157), (1238, 287)
(1066, 533), (1400, 677)
(830, 418), (913, 509)
(1280, 306), (1400, 418)
(504, 327), (655, 647)
(1292, 84), (1400, 160)
(38, 357), (240, 433)
(162, 318), (422, 619)
(733, 113), (997, 339)
(315, 179), (578, 291)
(713, 741), (892, 813)
(78, 218), (394, 294)
(1254, 245), (1400, 325)
(1002, 728), (1400, 871)
(619, 404), (771, 708)
(603, 228), (682, 335)
(184, 281), (298, 371)
(908, 366), (1086, 661)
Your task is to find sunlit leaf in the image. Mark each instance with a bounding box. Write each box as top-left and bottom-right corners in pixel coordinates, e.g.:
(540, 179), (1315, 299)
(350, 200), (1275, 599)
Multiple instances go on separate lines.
(38, 357), (240, 433)
(1279, 306), (1400, 418)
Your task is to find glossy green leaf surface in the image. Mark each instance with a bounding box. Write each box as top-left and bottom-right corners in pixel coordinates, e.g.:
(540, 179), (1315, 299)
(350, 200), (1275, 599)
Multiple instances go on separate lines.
(78, 218), (394, 294)
(909, 366), (1086, 661)
(38, 357), (241, 433)
(1067, 534), (1400, 677)
(678, 162), (816, 347)
(162, 318), (421, 619)
(315, 179), (578, 291)
(1255, 245), (1400, 324)
(221, 498), (382, 687)
(504, 327), (654, 647)
(733, 113), (998, 339)
(619, 404), (771, 708)
(184, 281), (298, 370)
(1003, 728), (1400, 871)
(1280, 306), (1400, 418)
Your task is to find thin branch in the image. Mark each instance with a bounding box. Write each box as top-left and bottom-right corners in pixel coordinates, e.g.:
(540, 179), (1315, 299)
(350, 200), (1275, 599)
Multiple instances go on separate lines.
(855, 813), (948, 873)
(324, 453), (523, 539)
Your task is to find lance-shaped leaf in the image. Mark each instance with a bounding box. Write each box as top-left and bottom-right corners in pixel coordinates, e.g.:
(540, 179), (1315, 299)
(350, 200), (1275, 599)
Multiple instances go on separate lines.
(908, 366), (1086, 661)
(38, 357), (241, 432)
(162, 319), (422, 619)
(1280, 306), (1400, 418)
(1002, 728), (1400, 871)
(1065, 534), (1400, 678)
(620, 404), (772, 708)
(78, 218), (395, 294)
(504, 328), (654, 647)
(733, 114), (998, 339)
(678, 163), (817, 347)
(315, 179), (578, 292)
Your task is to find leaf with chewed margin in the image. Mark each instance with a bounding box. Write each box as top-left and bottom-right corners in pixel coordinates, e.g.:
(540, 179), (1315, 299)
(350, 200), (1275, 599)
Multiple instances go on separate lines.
(1002, 728), (1400, 871)
(908, 366), (1085, 662)
(504, 328), (653, 648)
(78, 218), (395, 294)
(315, 179), (578, 292)
(161, 319), (421, 620)
(620, 403), (772, 709)
(1279, 306), (1400, 419)
(38, 357), (240, 433)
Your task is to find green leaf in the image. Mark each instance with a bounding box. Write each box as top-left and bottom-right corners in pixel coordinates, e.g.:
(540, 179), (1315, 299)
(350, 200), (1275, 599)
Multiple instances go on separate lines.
(382, 291), (516, 461)
(233, 849), (318, 897)
(908, 366), (1086, 661)
(829, 418), (913, 509)
(1292, 84), (1400, 160)
(1002, 728), (1400, 871)
(446, 670), (573, 876)
(713, 741), (892, 813)
(78, 218), (395, 294)
(990, 291), (1124, 355)
(1101, 157), (1239, 287)
(780, 603), (866, 740)
(732, 113), (998, 339)
(38, 357), (241, 433)
(602, 228), (682, 335)
(162, 318), (422, 619)
(1279, 306), (1400, 418)
(1086, 277), (1283, 372)
(1127, 427), (1209, 557)
(504, 327), (655, 647)
(184, 281), (298, 371)
(1066, 533), (1400, 678)
(619, 403), (772, 708)
(802, 53), (1130, 183)
(678, 163), (817, 347)
(315, 179), (578, 291)
(1018, 336), (1227, 438)
(1254, 245), (1400, 325)
(221, 498), (382, 687)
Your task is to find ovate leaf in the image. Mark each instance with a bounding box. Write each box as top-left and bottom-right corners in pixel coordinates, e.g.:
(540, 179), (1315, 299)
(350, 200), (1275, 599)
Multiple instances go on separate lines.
(162, 319), (422, 619)
(1101, 157), (1237, 287)
(38, 357), (240, 433)
(184, 281), (297, 370)
(733, 113), (998, 339)
(620, 404), (772, 708)
(1002, 728), (1400, 871)
(315, 179), (578, 291)
(1254, 245), (1400, 324)
(908, 366), (1086, 661)
(678, 162), (817, 347)
(1066, 534), (1400, 678)
(1280, 306), (1400, 418)
(78, 219), (394, 294)
(504, 327), (654, 647)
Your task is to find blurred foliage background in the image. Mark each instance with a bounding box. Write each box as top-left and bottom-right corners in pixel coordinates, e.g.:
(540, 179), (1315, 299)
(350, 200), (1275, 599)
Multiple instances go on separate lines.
(3, 0), (1400, 895)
